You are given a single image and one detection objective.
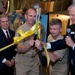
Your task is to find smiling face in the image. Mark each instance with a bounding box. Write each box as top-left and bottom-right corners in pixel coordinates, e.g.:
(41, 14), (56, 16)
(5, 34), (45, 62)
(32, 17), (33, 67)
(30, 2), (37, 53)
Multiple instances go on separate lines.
(68, 4), (75, 24)
(68, 8), (75, 24)
(24, 8), (36, 26)
(0, 16), (9, 30)
(49, 24), (62, 39)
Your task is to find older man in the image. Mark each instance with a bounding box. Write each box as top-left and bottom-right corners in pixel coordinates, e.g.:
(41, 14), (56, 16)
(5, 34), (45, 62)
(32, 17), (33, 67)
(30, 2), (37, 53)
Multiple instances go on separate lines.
(35, 3), (75, 75)
(0, 14), (16, 75)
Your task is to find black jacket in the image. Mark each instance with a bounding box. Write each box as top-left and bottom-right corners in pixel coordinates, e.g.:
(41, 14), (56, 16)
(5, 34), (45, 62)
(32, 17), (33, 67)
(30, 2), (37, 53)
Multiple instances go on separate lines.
(50, 24), (75, 53)
(0, 28), (16, 62)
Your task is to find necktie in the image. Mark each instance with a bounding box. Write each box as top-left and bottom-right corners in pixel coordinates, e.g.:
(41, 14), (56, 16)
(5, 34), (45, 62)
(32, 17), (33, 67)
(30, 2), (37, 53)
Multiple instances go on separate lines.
(6, 30), (11, 44)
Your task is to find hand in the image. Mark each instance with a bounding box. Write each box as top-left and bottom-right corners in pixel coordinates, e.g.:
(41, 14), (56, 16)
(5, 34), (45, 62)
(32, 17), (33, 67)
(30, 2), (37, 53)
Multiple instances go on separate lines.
(16, 44), (24, 52)
(35, 40), (43, 50)
(65, 36), (74, 47)
(4, 60), (13, 67)
(16, 44), (28, 53)
(16, 37), (35, 53)
(11, 58), (15, 65)
(29, 37), (35, 47)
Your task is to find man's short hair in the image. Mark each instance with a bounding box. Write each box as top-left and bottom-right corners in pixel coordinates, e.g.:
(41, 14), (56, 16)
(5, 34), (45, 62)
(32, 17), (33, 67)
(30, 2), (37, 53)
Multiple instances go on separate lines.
(49, 19), (62, 27)
(25, 8), (36, 15)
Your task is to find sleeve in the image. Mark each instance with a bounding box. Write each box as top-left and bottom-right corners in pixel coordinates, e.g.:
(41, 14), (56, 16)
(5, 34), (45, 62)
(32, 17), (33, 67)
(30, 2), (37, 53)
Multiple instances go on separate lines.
(50, 38), (67, 51)
(2, 58), (7, 63)
(72, 44), (75, 50)
(53, 48), (68, 60)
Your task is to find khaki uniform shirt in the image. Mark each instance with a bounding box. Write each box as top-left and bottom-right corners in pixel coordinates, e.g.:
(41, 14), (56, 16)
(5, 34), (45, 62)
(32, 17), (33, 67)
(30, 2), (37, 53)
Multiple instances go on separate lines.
(15, 23), (39, 75)
(48, 34), (69, 75)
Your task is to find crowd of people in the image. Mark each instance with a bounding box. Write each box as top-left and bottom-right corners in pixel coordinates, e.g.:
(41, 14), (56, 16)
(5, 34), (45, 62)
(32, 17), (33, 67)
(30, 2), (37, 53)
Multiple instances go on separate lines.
(0, 1), (75, 75)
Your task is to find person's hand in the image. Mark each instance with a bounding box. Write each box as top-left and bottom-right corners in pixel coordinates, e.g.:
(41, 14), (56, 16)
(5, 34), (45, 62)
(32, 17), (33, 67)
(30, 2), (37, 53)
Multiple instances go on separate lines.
(4, 60), (13, 67)
(35, 40), (43, 50)
(65, 36), (74, 47)
(11, 58), (15, 65)
(16, 44), (28, 53)
(29, 37), (35, 47)
(16, 37), (35, 53)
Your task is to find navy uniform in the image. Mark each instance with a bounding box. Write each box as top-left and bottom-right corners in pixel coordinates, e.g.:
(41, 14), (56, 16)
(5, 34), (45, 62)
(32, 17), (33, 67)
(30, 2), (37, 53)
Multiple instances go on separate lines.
(15, 23), (40, 75)
(50, 24), (75, 75)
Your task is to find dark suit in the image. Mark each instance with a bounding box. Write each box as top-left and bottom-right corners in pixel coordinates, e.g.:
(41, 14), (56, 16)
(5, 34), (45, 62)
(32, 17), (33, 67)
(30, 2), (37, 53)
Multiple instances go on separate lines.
(50, 24), (75, 75)
(0, 28), (16, 75)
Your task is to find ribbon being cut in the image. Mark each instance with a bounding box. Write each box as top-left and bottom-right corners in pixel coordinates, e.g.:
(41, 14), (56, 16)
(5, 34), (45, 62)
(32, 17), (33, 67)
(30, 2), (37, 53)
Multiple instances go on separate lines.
(0, 21), (41, 51)
(0, 21), (50, 67)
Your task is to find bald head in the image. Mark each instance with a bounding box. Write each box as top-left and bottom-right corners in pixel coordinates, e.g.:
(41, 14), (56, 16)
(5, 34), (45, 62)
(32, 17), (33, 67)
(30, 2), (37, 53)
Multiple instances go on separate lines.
(67, 3), (75, 11)
(67, 3), (75, 24)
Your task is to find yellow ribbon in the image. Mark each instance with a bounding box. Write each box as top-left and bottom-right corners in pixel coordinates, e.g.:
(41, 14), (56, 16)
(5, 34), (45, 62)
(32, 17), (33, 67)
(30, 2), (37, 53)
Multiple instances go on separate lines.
(0, 22), (40, 51)
(5, 1), (10, 14)
(37, 21), (41, 39)
(43, 46), (50, 67)
(0, 21), (50, 68)
(36, 22), (50, 67)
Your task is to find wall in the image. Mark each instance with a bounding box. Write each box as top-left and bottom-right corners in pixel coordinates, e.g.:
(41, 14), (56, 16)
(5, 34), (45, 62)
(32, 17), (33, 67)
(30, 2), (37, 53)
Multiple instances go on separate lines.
(49, 14), (69, 35)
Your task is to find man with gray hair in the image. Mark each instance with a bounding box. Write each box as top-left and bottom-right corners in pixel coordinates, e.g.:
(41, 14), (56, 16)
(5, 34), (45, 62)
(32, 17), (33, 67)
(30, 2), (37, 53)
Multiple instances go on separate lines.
(35, 3), (75, 75)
